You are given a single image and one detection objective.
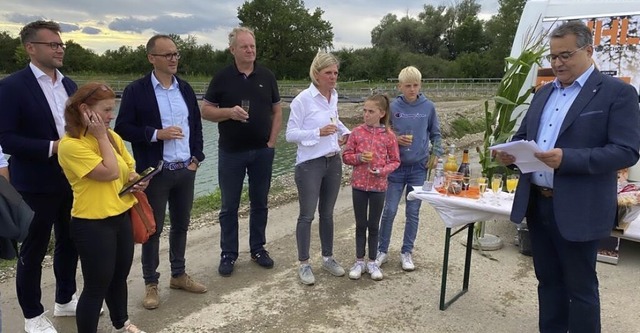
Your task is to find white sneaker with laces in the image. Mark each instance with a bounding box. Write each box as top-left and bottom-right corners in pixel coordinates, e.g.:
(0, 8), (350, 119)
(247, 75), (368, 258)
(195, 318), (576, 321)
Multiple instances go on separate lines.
(24, 311), (57, 333)
(401, 252), (415, 271)
(54, 293), (104, 317)
(366, 261), (383, 281)
(375, 251), (388, 267)
(348, 261), (366, 280)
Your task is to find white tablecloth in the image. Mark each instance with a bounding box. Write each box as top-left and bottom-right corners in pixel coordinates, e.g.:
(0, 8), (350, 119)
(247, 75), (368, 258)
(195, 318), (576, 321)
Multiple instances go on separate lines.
(407, 186), (513, 228)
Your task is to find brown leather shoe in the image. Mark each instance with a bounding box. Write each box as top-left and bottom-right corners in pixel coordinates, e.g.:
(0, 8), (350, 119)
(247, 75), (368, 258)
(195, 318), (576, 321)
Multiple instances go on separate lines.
(170, 273), (208, 293)
(142, 283), (159, 310)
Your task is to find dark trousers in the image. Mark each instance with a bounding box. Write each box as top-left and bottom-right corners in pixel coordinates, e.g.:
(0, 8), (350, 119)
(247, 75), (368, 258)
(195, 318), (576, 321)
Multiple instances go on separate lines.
(71, 212), (133, 333)
(294, 155), (342, 261)
(218, 147), (275, 259)
(142, 168), (196, 284)
(527, 190), (601, 333)
(352, 189), (385, 261)
(17, 191), (77, 319)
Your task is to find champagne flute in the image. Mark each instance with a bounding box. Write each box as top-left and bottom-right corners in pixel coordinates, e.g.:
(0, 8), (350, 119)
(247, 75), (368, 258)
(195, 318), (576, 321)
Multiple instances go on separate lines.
(477, 175), (488, 201)
(462, 175), (470, 196)
(403, 129), (413, 151)
(506, 174), (519, 197)
(241, 99), (250, 123)
(491, 174), (503, 205)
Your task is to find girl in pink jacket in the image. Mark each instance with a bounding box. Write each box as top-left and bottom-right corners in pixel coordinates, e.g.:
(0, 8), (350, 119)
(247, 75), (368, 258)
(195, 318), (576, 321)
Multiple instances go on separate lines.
(342, 94), (400, 280)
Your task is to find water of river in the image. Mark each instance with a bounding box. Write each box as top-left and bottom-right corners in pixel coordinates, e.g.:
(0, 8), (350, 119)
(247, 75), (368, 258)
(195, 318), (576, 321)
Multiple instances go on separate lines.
(115, 101), (298, 198)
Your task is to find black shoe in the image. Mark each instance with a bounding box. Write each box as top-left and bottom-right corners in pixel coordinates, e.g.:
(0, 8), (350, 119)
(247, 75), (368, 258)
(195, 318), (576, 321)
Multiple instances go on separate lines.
(218, 255), (236, 277)
(251, 250), (274, 268)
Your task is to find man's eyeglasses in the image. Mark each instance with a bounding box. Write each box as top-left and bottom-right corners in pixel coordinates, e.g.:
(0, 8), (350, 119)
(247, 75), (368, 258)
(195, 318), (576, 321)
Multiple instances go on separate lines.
(150, 52), (181, 60)
(545, 45), (589, 62)
(30, 41), (65, 50)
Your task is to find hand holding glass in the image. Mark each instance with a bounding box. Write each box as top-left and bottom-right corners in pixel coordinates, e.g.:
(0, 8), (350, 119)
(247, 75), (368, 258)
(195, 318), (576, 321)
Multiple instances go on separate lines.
(241, 100), (250, 123)
(403, 130), (413, 151)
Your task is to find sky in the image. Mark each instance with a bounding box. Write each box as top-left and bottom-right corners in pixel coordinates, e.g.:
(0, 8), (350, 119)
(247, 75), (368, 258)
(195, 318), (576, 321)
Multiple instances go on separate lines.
(0, 0), (499, 54)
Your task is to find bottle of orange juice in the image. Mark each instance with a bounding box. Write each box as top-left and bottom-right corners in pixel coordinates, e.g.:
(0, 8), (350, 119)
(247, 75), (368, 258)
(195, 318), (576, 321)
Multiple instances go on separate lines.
(444, 144), (458, 173)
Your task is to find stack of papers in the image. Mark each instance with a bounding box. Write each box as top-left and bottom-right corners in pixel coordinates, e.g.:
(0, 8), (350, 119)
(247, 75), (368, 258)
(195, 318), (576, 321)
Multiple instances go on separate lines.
(489, 140), (553, 173)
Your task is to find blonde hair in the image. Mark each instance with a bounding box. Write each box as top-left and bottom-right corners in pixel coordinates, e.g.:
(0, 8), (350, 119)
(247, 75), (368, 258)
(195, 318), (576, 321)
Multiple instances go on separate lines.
(228, 27), (255, 47)
(398, 66), (422, 84)
(309, 51), (339, 86)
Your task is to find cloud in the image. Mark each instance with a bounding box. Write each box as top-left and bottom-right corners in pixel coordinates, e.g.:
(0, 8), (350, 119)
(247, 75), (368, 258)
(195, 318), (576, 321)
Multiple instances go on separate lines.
(82, 27), (101, 34)
(108, 14), (231, 34)
(5, 13), (44, 24)
(58, 22), (80, 32)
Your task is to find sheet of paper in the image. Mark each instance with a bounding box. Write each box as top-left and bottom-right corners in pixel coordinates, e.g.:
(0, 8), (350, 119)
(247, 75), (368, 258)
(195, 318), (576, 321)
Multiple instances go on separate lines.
(489, 140), (553, 173)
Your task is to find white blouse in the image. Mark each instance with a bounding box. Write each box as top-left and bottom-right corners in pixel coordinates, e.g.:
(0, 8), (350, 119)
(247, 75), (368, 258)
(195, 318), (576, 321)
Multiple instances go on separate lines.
(286, 83), (350, 165)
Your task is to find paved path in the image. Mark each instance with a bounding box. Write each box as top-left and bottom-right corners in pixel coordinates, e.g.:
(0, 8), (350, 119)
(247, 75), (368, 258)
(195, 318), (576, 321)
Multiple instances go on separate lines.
(2, 187), (640, 332)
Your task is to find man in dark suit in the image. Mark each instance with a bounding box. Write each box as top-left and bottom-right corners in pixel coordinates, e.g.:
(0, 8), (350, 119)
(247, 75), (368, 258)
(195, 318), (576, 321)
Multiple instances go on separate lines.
(114, 34), (206, 311)
(0, 20), (79, 332)
(497, 21), (640, 333)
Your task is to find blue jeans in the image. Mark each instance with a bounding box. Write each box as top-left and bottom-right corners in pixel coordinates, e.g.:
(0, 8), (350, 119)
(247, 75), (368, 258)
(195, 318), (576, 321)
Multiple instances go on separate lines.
(218, 147), (275, 259)
(142, 168), (196, 284)
(378, 163), (426, 254)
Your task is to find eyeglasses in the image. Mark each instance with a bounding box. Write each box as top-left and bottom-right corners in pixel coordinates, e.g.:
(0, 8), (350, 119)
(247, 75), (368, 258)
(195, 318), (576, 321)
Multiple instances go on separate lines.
(545, 45), (588, 62)
(150, 52), (181, 60)
(30, 41), (65, 50)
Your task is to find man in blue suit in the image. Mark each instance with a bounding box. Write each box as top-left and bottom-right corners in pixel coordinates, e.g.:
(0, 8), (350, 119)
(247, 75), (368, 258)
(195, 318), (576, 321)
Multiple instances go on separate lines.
(0, 20), (79, 333)
(114, 34), (206, 311)
(497, 21), (640, 333)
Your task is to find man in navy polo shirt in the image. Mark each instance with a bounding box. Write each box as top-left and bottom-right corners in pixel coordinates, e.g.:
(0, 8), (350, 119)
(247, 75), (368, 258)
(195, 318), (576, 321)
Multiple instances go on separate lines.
(202, 26), (282, 276)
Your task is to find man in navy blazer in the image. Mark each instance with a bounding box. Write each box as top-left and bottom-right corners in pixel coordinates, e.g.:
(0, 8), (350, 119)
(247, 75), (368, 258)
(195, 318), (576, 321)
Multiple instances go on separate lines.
(497, 21), (640, 333)
(114, 35), (206, 311)
(0, 20), (79, 332)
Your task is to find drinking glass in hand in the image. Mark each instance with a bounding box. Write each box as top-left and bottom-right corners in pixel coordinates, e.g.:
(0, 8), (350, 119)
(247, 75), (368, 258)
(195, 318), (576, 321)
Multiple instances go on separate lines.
(403, 130), (413, 151)
(241, 100), (250, 123)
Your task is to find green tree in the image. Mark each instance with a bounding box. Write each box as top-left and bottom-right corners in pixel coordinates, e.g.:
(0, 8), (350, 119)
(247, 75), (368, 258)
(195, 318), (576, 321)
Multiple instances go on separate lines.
(0, 31), (21, 73)
(63, 40), (100, 73)
(484, 0), (528, 77)
(237, 0), (334, 79)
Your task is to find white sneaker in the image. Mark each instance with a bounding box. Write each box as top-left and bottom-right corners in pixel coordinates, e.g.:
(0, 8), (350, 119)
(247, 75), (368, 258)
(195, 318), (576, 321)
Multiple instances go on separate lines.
(24, 311), (57, 333)
(348, 261), (366, 280)
(366, 261), (383, 281)
(375, 251), (388, 267)
(401, 252), (415, 271)
(54, 293), (104, 317)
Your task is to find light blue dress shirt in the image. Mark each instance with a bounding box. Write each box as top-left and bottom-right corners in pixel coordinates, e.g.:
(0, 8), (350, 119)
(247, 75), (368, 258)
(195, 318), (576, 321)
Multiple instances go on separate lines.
(150, 73), (191, 163)
(532, 65), (595, 188)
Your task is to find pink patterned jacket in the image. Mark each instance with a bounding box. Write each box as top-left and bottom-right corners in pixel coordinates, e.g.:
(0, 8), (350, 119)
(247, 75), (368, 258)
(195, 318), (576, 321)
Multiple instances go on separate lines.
(342, 124), (400, 192)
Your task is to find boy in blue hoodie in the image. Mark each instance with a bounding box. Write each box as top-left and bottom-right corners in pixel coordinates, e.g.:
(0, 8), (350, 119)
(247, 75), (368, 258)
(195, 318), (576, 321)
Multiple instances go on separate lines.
(376, 66), (442, 271)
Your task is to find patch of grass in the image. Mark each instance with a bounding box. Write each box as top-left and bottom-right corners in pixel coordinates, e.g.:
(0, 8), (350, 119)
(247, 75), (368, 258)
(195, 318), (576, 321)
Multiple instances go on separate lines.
(450, 117), (485, 139)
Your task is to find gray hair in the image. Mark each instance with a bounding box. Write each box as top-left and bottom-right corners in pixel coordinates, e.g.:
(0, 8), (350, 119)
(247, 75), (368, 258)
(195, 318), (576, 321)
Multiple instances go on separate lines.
(228, 27), (255, 47)
(309, 52), (339, 86)
(550, 20), (593, 47)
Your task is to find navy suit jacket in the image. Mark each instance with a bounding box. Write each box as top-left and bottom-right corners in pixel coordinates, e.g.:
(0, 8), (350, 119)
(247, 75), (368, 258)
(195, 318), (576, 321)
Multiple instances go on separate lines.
(0, 67), (77, 193)
(510, 70), (640, 241)
(114, 73), (204, 173)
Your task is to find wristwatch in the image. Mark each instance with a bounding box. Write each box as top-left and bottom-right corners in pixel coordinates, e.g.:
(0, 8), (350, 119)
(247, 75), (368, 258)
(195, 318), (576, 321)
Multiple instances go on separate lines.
(190, 156), (202, 168)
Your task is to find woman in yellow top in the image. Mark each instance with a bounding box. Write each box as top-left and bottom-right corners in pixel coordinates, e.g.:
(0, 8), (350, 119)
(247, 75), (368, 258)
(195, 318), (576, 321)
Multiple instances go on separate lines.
(58, 82), (147, 333)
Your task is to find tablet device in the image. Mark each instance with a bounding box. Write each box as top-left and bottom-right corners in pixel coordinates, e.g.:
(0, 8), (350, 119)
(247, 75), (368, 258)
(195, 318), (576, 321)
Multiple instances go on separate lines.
(118, 160), (164, 196)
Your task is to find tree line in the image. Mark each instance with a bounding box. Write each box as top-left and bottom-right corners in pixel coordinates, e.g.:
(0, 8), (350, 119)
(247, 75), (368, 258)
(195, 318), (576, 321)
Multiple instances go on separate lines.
(0, 0), (526, 81)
